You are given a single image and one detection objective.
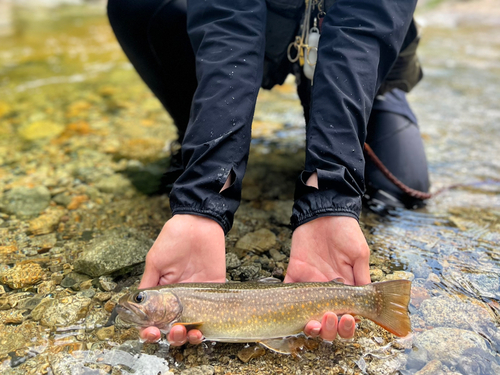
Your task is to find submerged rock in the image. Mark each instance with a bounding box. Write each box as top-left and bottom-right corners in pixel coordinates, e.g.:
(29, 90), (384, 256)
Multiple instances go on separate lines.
(416, 327), (489, 367)
(73, 228), (153, 277)
(414, 360), (444, 375)
(1, 186), (51, 217)
(29, 208), (65, 235)
(235, 228), (277, 254)
(225, 252), (241, 270)
(0, 263), (45, 289)
(94, 174), (133, 195)
(237, 345), (266, 363)
(35, 295), (92, 328)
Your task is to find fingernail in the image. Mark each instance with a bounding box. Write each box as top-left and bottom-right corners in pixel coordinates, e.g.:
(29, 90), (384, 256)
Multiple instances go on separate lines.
(345, 319), (353, 330)
(147, 333), (157, 342)
(173, 330), (183, 342)
(326, 315), (336, 330)
(311, 327), (321, 336)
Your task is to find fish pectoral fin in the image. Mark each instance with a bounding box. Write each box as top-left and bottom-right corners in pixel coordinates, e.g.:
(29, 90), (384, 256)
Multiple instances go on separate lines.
(257, 277), (282, 283)
(258, 338), (293, 354)
(173, 322), (204, 331)
(329, 277), (346, 284)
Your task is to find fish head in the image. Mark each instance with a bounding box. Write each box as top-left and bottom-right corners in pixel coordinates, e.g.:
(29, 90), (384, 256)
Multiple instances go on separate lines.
(116, 289), (182, 332)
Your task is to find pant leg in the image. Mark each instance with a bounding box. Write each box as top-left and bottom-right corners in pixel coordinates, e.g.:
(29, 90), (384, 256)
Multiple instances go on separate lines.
(107, 0), (197, 142)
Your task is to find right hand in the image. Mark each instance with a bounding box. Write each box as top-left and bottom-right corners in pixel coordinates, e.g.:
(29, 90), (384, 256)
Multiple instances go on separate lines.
(138, 214), (226, 344)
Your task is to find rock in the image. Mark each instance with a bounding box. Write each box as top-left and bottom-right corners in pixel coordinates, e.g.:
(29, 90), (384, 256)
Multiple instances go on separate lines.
(17, 296), (43, 311)
(1, 263), (45, 289)
(420, 296), (494, 329)
(98, 276), (117, 292)
(237, 345), (266, 363)
(463, 272), (499, 299)
(235, 228), (277, 254)
(94, 292), (112, 302)
(1, 309), (25, 324)
(225, 252), (241, 270)
(370, 269), (384, 282)
(31, 298), (55, 321)
(456, 347), (498, 375)
(119, 158), (169, 195)
(385, 271), (414, 281)
(262, 200), (293, 226)
(94, 174), (132, 194)
(60, 272), (91, 289)
(96, 326), (115, 340)
(37, 295), (92, 328)
(30, 233), (57, 250)
(416, 327), (489, 367)
(230, 264), (262, 281)
(1, 186), (51, 217)
(410, 286), (430, 308)
(414, 360), (444, 375)
(406, 347), (430, 370)
(73, 228), (153, 277)
(366, 353), (406, 375)
(29, 208), (65, 235)
(18, 120), (64, 141)
(180, 365), (215, 375)
(269, 248), (286, 262)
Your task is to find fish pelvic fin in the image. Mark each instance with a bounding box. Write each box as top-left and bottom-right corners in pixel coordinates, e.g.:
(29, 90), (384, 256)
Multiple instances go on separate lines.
(173, 322), (204, 331)
(371, 280), (412, 337)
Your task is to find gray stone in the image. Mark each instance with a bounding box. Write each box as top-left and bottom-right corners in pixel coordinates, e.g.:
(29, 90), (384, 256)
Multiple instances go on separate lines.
(420, 296), (494, 329)
(464, 272), (500, 299)
(61, 272), (91, 289)
(414, 360), (444, 375)
(235, 228), (277, 254)
(416, 327), (489, 367)
(225, 252), (241, 270)
(1, 186), (50, 217)
(94, 174), (132, 194)
(180, 365), (214, 375)
(406, 346), (430, 370)
(98, 276), (117, 291)
(73, 228), (153, 277)
(33, 295), (92, 328)
(269, 248), (286, 262)
(457, 348), (498, 375)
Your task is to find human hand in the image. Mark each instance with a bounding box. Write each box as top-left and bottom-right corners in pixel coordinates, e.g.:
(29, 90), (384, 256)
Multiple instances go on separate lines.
(285, 215), (371, 341)
(138, 214), (226, 344)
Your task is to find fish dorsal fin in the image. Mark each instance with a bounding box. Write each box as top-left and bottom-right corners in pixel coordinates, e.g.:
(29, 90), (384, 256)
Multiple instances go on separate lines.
(173, 322), (204, 331)
(257, 277), (282, 284)
(330, 277), (346, 284)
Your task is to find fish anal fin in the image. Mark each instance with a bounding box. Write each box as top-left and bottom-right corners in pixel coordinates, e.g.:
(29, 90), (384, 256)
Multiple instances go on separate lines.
(259, 336), (319, 357)
(173, 322), (204, 331)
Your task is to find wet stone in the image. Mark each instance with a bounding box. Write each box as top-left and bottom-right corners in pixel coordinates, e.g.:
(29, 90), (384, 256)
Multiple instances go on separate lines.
(1, 186), (51, 218)
(369, 269), (384, 282)
(269, 248), (286, 262)
(28, 208), (65, 235)
(30, 233), (57, 250)
(225, 252), (241, 270)
(414, 359), (444, 375)
(456, 347), (499, 375)
(235, 228), (277, 254)
(230, 264), (261, 281)
(94, 174), (132, 195)
(406, 346), (430, 370)
(73, 228), (153, 277)
(416, 327), (489, 367)
(385, 271), (414, 281)
(37, 295), (92, 328)
(61, 272), (91, 289)
(420, 295), (494, 329)
(0, 263), (45, 289)
(98, 276), (117, 292)
(96, 326), (115, 341)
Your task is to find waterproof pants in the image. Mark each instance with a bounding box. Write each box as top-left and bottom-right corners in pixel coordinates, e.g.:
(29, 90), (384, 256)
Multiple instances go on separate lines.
(108, 0), (429, 233)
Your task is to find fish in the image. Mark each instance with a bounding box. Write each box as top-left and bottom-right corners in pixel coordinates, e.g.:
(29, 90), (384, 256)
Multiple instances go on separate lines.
(116, 279), (411, 353)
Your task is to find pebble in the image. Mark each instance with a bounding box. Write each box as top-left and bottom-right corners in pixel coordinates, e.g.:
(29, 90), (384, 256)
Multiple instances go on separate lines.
(30, 233), (57, 250)
(269, 248), (286, 262)
(94, 292), (112, 302)
(235, 228), (277, 254)
(60, 272), (91, 289)
(73, 228), (153, 277)
(96, 326), (115, 340)
(225, 252), (241, 270)
(1, 186), (51, 217)
(410, 286), (430, 308)
(98, 276), (117, 291)
(385, 271), (414, 281)
(17, 120), (64, 141)
(94, 174), (132, 194)
(36, 295), (92, 328)
(180, 365), (215, 375)
(237, 345), (266, 363)
(28, 208), (65, 235)
(406, 346), (430, 370)
(230, 264), (261, 281)
(369, 269), (384, 282)
(0, 263), (45, 289)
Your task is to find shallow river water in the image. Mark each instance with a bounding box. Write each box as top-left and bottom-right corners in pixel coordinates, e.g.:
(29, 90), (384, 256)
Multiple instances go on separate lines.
(0, 1), (499, 374)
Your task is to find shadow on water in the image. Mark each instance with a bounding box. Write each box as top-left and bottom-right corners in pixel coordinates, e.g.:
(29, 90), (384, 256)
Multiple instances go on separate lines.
(0, 1), (499, 374)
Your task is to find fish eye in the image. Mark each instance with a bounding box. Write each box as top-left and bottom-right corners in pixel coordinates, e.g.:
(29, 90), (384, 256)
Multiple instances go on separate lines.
(134, 292), (146, 303)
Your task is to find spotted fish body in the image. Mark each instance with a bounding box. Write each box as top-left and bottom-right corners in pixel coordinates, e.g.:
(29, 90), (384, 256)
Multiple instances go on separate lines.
(117, 280), (411, 343)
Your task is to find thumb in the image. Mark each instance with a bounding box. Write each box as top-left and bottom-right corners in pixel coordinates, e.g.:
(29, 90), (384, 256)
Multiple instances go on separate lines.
(139, 262), (161, 289)
(353, 257), (371, 285)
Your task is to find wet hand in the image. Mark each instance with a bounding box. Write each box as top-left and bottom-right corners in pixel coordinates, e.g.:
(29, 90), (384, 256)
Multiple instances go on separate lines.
(137, 214), (226, 344)
(285, 215), (371, 341)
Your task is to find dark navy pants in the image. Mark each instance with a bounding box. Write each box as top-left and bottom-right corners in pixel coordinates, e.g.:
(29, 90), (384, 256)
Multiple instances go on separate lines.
(108, 0), (429, 233)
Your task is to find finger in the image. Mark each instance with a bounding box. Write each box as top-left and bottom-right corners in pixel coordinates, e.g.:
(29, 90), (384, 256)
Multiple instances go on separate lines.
(319, 312), (338, 342)
(167, 325), (188, 346)
(353, 256), (371, 286)
(140, 327), (161, 343)
(338, 314), (356, 339)
(187, 329), (204, 345)
(303, 320), (322, 338)
(139, 257), (161, 289)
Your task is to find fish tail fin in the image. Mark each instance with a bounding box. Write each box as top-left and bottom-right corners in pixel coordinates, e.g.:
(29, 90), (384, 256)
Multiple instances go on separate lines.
(371, 280), (412, 337)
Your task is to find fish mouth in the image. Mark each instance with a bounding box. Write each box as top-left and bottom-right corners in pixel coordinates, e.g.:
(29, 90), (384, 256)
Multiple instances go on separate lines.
(115, 303), (150, 326)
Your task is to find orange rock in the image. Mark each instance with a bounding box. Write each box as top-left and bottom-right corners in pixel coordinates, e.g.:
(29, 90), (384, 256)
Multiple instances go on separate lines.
(0, 245), (18, 255)
(1, 263), (45, 289)
(67, 195), (88, 210)
(29, 208), (65, 235)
